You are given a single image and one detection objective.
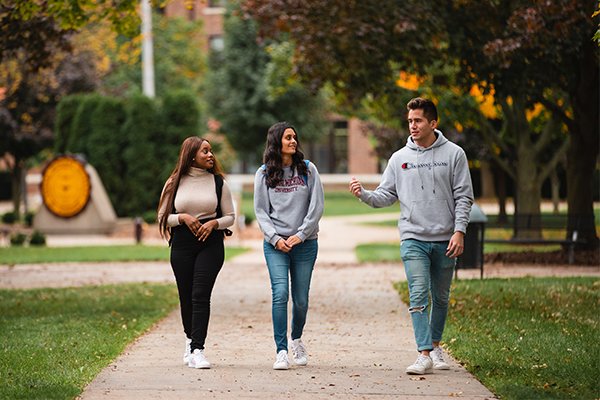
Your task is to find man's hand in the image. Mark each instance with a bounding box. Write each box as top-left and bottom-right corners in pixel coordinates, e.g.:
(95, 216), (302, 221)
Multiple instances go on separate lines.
(446, 231), (465, 258)
(349, 177), (362, 198)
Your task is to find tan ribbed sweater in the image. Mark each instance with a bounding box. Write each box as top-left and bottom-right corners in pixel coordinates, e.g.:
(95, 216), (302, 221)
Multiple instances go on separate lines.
(159, 167), (235, 230)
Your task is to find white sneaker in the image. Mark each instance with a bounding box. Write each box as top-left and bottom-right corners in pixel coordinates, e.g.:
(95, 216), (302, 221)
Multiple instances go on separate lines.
(430, 346), (450, 370)
(290, 339), (308, 366)
(183, 338), (192, 365)
(188, 349), (211, 369)
(273, 350), (289, 370)
(405, 354), (433, 375)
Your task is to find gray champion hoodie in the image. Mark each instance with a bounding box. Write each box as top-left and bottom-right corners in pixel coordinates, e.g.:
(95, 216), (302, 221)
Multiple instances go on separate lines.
(254, 161), (324, 246)
(359, 130), (474, 242)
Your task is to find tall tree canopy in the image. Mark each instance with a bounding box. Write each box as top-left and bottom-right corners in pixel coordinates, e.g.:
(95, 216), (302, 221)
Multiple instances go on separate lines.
(206, 3), (328, 170)
(0, 0), (146, 217)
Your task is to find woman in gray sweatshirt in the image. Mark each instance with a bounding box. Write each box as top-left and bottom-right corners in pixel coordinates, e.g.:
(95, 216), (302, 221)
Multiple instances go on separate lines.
(254, 121), (324, 370)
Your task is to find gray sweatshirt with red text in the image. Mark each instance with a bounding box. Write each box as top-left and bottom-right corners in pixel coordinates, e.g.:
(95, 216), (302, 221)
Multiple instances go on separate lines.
(359, 130), (474, 241)
(254, 162), (324, 246)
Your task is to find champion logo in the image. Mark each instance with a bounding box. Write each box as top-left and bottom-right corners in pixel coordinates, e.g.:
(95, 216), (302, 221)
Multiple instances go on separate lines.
(401, 161), (449, 170)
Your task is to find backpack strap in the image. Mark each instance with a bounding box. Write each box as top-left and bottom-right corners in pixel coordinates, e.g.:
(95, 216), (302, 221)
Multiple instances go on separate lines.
(214, 174), (223, 218)
(214, 174), (232, 237)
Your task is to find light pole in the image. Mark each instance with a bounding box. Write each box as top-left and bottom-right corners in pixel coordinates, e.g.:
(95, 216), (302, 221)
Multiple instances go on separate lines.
(141, 0), (155, 98)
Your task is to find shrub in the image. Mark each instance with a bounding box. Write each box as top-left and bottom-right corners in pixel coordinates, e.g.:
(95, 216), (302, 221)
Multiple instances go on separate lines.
(243, 213), (255, 226)
(9, 232), (27, 246)
(142, 210), (157, 224)
(23, 211), (34, 227)
(29, 230), (46, 246)
(121, 95), (163, 217)
(86, 96), (127, 215)
(54, 95), (84, 154)
(2, 212), (17, 224)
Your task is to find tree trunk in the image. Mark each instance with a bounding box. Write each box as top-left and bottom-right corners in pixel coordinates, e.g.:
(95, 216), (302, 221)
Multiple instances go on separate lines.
(514, 152), (543, 239)
(550, 168), (560, 214)
(11, 158), (23, 220)
(491, 160), (508, 224)
(479, 160), (495, 199)
(512, 101), (543, 239)
(566, 40), (599, 250)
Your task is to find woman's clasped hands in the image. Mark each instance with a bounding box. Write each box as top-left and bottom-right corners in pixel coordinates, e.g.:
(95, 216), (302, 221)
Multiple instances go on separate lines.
(275, 235), (302, 253)
(179, 213), (217, 242)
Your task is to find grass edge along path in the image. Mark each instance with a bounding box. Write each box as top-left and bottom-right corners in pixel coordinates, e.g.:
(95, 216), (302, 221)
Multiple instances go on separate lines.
(0, 283), (179, 400)
(356, 242), (563, 263)
(0, 245), (249, 265)
(395, 277), (600, 400)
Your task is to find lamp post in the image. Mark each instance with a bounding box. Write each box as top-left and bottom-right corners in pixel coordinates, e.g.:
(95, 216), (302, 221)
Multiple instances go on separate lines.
(141, 0), (155, 98)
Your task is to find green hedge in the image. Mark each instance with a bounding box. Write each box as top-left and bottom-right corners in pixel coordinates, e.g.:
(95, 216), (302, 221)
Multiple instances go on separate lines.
(55, 90), (201, 217)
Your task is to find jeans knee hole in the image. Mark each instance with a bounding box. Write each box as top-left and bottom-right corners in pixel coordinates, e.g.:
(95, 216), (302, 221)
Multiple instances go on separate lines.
(408, 305), (427, 314)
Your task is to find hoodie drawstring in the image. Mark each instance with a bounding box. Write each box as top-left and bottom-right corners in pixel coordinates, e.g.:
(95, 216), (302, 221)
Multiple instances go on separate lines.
(431, 147), (436, 195)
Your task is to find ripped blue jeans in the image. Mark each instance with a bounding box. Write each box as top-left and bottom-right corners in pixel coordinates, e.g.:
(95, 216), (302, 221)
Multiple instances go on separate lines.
(400, 239), (456, 352)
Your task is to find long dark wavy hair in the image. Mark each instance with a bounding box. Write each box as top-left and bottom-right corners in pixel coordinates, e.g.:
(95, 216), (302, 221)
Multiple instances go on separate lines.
(157, 136), (225, 240)
(262, 121), (308, 188)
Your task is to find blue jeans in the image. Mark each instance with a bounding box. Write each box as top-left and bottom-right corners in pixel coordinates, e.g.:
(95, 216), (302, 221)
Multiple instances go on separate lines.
(263, 239), (318, 353)
(400, 239), (456, 352)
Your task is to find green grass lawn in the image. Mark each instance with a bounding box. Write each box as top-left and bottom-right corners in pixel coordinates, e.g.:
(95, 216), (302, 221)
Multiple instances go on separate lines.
(356, 242), (562, 263)
(0, 245), (249, 265)
(395, 277), (600, 400)
(0, 283), (179, 400)
(240, 190), (398, 220)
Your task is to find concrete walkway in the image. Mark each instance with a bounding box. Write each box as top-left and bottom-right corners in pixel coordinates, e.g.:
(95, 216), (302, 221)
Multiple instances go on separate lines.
(2, 211), (598, 399)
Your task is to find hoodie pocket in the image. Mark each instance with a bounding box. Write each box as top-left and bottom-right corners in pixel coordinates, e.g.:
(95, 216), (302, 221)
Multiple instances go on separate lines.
(407, 199), (454, 235)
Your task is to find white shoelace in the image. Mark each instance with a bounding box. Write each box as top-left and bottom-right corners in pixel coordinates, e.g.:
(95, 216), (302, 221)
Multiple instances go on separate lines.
(415, 354), (430, 366)
(431, 347), (445, 362)
(276, 351), (288, 363)
(294, 343), (307, 358)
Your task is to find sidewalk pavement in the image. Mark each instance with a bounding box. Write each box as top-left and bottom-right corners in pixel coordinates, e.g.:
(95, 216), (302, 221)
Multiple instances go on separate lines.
(3, 212), (598, 399)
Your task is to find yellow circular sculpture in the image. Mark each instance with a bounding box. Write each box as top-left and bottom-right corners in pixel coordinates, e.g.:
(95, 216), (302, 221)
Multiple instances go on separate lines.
(41, 156), (91, 218)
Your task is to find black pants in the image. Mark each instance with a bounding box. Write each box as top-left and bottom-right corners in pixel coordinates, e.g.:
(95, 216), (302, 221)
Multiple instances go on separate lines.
(170, 225), (224, 352)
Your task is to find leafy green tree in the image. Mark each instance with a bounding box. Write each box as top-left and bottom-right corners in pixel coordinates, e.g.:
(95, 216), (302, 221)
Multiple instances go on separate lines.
(205, 8), (274, 169)
(0, 0), (141, 217)
(101, 13), (206, 97)
(205, 4), (329, 170)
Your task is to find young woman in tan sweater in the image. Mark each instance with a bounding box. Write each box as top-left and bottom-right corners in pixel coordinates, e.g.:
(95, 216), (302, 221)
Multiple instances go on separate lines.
(158, 136), (235, 369)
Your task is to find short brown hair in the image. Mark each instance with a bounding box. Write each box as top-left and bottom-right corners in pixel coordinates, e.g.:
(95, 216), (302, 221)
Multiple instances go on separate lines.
(407, 97), (438, 122)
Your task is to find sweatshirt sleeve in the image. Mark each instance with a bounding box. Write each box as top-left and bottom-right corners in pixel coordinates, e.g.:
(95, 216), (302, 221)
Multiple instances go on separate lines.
(452, 149), (474, 234)
(359, 157), (399, 208)
(295, 162), (324, 241)
(217, 180), (235, 229)
(253, 168), (282, 246)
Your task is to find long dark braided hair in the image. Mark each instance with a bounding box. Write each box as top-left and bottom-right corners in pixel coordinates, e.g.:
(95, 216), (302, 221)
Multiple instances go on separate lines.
(262, 121), (309, 188)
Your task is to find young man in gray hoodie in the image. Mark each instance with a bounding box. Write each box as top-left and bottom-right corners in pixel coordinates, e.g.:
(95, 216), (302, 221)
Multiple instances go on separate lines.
(349, 97), (474, 375)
